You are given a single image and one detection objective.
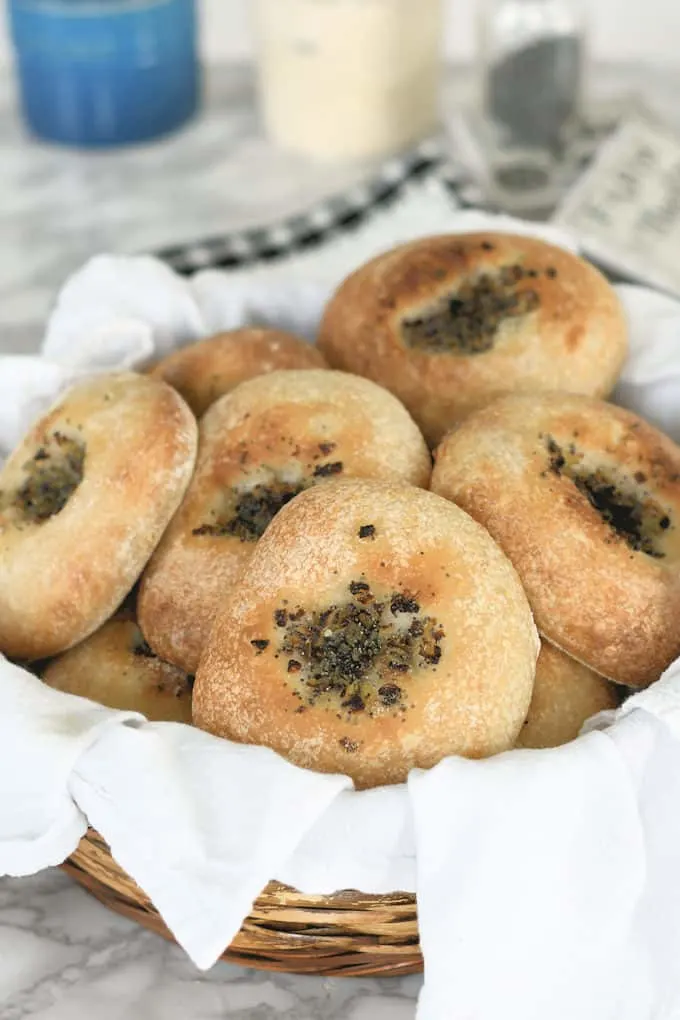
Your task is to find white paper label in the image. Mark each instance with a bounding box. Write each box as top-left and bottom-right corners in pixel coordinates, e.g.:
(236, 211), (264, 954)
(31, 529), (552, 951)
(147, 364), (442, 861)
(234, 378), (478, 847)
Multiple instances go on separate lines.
(553, 110), (680, 296)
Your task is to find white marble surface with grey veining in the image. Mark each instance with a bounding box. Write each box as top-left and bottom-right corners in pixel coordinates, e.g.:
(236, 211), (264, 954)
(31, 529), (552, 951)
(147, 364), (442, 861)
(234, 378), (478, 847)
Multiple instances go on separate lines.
(0, 872), (422, 1019)
(2, 59), (680, 1020)
(0, 63), (385, 358)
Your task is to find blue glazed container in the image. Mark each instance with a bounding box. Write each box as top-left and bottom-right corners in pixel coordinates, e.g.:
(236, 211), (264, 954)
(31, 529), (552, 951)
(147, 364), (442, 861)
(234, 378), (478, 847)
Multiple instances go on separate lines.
(8, 0), (200, 147)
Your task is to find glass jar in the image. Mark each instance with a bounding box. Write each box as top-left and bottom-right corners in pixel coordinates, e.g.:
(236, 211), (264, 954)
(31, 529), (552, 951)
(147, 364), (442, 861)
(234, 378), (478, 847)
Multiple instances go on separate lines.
(8, 0), (200, 148)
(478, 0), (586, 152)
(252, 0), (443, 162)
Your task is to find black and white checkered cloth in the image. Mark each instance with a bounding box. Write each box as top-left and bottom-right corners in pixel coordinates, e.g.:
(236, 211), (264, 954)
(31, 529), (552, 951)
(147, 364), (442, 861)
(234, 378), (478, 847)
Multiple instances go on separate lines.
(154, 139), (486, 276)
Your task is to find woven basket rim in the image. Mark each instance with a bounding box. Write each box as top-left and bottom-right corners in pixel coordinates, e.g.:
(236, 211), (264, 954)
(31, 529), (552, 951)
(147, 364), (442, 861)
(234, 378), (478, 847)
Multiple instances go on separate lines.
(63, 828), (423, 977)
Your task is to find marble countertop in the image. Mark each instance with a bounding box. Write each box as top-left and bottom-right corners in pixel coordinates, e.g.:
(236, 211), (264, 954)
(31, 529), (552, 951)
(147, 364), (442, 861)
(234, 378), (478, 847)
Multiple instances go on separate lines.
(2, 60), (680, 1020)
(0, 872), (422, 1019)
(0, 63), (384, 358)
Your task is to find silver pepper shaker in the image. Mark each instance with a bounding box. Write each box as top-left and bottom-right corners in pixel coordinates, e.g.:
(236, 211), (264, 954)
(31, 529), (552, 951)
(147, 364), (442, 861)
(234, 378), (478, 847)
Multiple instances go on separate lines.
(478, 0), (586, 154)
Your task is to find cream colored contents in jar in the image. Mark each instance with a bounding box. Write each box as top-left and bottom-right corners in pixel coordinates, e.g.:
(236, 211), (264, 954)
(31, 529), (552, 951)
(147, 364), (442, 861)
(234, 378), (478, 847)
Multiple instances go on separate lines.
(253, 0), (443, 161)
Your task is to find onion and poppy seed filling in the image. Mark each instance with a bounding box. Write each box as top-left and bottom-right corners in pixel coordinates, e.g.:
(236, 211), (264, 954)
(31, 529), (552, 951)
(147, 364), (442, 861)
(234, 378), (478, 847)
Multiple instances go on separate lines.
(192, 460), (345, 542)
(1, 432), (86, 523)
(262, 580), (445, 717)
(400, 263), (549, 355)
(544, 435), (672, 558)
(192, 477), (307, 541)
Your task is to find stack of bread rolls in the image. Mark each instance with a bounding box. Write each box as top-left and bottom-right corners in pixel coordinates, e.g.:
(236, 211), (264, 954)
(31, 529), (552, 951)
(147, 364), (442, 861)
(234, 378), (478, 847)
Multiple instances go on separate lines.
(4, 232), (678, 789)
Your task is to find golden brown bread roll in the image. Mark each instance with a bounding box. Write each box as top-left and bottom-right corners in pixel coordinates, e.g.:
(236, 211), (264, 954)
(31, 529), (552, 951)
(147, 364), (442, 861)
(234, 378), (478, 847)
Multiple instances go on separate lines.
(516, 641), (621, 749)
(138, 370), (431, 673)
(0, 373), (197, 661)
(150, 328), (327, 416)
(42, 613), (193, 723)
(317, 232), (628, 445)
(431, 392), (680, 688)
(193, 478), (539, 789)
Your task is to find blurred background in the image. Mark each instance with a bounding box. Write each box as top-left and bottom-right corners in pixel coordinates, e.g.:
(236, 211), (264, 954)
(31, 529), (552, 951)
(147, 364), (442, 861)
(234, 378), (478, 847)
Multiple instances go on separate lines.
(2, 0), (679, 67)
(2, 0), (680, 353)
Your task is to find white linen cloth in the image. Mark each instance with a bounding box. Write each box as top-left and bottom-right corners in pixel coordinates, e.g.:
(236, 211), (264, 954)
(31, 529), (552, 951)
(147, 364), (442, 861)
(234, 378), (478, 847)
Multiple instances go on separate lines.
(2, 196), (680, 1019)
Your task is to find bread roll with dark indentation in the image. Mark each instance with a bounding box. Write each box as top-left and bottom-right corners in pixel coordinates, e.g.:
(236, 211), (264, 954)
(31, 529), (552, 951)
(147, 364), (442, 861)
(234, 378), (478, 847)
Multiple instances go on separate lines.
(138, 370), (431, 674)
(193, 478), (538, 789)
(431, 392), (680, 688)
(151, 328), (327, 416)
(516, 641), (621, 749)
(318, 232), (628, 445)
(42, 612), (193, 723)
(0, 373), (197, 661)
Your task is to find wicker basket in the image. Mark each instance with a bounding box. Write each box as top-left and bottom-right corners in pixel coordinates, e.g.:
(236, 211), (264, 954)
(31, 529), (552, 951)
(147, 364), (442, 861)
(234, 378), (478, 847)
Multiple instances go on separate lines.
(61, 830), (422, 977)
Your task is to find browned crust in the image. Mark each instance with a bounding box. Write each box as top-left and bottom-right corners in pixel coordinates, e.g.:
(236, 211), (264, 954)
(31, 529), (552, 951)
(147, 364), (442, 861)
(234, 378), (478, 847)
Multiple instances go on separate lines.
(431, 392), (680, 687)
(42, 612), (193, 723)
(150, 328), (327, 416)
(317, 232), (628, 446)
(138, 370), (432, 673)
(516, 640), (621, 749)
(193, 478), (538, 790)
(0, 373), (197, 660)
